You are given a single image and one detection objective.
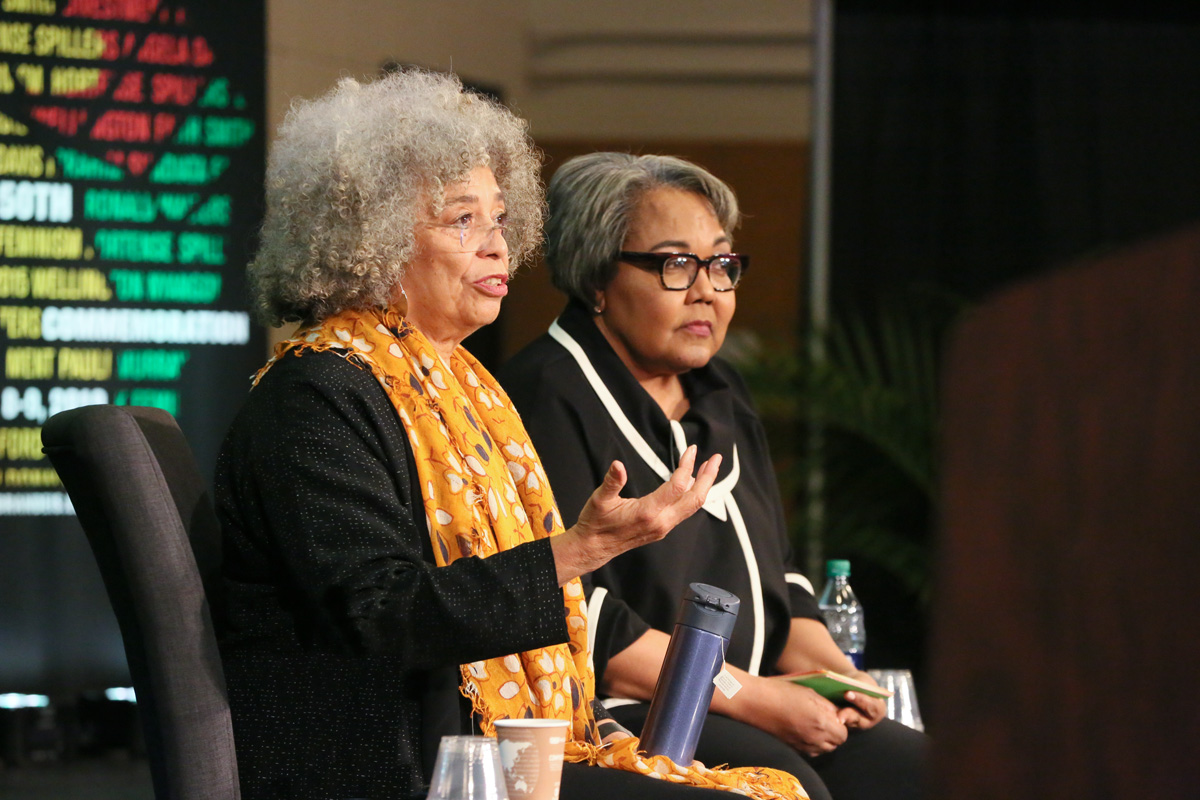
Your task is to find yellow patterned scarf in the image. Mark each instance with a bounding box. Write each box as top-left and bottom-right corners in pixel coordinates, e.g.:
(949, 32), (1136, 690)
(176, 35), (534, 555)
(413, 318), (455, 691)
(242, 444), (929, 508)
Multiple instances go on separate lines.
(257, 307), (808, 800)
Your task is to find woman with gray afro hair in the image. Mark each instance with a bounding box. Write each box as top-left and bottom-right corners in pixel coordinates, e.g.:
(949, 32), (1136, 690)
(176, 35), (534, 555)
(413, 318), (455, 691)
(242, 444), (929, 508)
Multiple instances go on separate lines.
(249, 68), (542, 325)
(217, 74), (787, 800)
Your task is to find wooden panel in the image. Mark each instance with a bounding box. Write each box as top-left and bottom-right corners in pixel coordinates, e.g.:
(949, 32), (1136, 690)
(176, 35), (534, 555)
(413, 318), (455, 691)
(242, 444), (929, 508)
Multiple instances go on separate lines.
(499, 140), (809, 359)
(931, 223), (1200, 798)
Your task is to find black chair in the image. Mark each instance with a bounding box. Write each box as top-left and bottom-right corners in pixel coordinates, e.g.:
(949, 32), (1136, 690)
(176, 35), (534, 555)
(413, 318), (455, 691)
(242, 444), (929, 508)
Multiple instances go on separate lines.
(42, 405), (240, 800)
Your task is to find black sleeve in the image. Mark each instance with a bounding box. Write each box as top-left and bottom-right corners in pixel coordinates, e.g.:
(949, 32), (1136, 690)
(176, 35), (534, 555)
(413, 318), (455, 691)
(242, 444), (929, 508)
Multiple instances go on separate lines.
(218, 351), (568, 670)
(500, 349), (652, 685)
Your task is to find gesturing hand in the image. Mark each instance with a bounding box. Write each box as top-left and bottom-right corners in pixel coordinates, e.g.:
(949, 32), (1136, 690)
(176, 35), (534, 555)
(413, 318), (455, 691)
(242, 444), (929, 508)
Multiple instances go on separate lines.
(550, 445), (721, 584)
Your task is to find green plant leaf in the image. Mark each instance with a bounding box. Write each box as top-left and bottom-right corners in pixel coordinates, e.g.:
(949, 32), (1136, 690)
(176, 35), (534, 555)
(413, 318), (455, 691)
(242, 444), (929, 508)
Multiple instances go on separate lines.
(734, 291), (965, 606)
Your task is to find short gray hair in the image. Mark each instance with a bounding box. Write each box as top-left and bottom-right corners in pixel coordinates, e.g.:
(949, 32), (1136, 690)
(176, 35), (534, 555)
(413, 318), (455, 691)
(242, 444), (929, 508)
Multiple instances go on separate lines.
(249, 70), (543, 325)
(543, 152), (740, 307)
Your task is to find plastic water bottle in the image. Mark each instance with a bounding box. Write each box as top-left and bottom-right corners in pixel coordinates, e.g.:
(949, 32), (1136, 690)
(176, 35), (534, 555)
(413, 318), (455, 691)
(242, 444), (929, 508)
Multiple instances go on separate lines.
(639, 583), (740, 765)
(818, 559), (866, 669)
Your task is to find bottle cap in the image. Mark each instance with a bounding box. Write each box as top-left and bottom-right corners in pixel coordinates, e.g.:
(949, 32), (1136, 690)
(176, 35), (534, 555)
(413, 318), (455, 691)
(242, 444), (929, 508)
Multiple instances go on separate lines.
(677, 582), (740, 640)
(826, 559), (851, 577)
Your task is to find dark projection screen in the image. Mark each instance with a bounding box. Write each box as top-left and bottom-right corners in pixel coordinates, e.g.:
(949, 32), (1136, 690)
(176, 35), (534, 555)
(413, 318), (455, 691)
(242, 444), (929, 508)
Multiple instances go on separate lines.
(0, 0), (265, 693)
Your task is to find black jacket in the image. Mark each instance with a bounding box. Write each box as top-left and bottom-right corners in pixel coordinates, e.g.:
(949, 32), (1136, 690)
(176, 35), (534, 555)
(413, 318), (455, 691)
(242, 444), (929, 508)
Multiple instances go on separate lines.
(499, 302), (820, 689)
(215, 349), (566, 799)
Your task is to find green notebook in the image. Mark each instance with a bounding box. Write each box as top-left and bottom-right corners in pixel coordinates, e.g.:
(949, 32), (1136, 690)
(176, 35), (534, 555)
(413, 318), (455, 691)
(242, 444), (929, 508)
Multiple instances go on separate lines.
(776, 670), (892, 701)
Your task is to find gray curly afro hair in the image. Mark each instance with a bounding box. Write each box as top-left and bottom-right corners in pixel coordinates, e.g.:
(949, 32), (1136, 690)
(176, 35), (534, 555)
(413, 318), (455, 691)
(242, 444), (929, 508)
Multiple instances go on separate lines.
(249, 69), (543, 325)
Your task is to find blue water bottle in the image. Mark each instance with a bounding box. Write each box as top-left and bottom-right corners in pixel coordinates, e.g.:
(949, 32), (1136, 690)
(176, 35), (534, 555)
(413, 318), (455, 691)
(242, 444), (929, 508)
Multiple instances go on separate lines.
(639, 583), (740, 765)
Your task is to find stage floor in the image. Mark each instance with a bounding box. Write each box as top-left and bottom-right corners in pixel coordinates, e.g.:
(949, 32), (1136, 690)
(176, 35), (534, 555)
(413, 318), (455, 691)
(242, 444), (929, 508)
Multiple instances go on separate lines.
(0, 756), (152, 800)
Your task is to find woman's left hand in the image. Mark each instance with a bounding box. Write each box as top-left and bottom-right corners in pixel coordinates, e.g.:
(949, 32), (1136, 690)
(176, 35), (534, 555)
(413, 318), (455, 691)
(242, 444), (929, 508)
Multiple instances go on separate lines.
(837, 671), (888, 730)
(775, 618), (888, 731)
(550, 445), (721, 584)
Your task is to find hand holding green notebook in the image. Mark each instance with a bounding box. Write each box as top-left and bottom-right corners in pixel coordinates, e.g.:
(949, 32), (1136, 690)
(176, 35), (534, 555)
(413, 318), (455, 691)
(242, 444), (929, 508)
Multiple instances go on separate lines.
(774, 670), (893, 702)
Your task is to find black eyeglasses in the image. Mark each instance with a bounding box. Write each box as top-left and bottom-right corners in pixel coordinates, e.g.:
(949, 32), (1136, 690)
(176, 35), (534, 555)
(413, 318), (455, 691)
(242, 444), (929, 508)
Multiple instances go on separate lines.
(618, 251), (749, 292)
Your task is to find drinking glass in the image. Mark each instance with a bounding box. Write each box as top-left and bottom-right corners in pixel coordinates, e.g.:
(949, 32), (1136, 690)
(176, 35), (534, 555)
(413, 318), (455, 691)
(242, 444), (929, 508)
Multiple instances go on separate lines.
(426, 735), (510, 800)
(866, 669), (924, 732)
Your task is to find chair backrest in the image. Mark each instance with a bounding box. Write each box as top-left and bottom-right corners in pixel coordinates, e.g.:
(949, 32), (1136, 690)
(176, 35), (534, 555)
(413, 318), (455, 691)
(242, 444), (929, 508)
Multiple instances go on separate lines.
(42, 405), (240, 800)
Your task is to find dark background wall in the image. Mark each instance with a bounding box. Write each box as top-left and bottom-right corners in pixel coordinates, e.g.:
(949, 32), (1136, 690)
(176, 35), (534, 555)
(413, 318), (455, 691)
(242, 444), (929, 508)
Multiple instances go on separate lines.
(824, 0), (1200, 678)
(833, 1), (1200, 306)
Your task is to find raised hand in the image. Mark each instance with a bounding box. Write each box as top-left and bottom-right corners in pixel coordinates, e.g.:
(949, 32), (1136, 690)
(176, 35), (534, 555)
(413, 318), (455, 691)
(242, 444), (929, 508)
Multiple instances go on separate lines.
(550, 445), (721, 584)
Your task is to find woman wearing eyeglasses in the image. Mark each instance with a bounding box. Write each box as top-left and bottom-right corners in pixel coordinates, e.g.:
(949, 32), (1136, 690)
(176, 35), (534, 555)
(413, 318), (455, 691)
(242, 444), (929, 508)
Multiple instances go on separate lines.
(499, 153), (927, 800)
(216, 75), (821, 800)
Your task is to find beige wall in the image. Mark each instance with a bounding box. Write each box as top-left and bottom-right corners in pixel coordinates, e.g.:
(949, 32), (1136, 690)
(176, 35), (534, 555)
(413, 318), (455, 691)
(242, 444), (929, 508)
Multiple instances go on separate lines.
(268, 0), (811, 141)
(264, 0), (813, 354)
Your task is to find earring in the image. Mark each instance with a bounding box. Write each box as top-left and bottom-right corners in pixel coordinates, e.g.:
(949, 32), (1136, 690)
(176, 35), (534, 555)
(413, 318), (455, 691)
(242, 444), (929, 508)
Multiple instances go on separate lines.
(593, 295), (605, 315)
(395, 284), (409, 316)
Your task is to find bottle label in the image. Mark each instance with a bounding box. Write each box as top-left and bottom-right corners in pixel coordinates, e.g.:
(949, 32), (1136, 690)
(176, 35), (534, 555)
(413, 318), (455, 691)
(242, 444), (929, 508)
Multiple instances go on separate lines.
(713, 666), (742, 699)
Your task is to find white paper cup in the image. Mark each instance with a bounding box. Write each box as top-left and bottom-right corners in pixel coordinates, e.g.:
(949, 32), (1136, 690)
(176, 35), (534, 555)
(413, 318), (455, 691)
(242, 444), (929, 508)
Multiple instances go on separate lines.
(494, 719), (570, 800)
